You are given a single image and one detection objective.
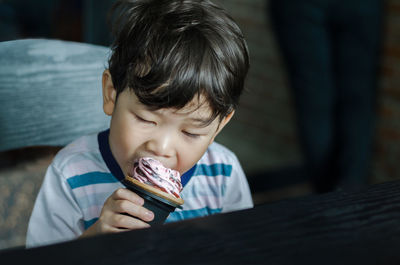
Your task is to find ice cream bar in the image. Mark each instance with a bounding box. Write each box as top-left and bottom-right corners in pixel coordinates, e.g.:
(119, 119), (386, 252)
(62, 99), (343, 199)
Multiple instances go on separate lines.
(129, 157), (183, 199)
(125, 157), (184, 207)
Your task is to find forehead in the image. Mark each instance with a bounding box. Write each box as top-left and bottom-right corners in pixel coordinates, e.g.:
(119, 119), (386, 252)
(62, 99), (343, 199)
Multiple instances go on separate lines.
(172, 94), (209, 114)
(124, 90), (218, 126)
(167, 95), (217, 126)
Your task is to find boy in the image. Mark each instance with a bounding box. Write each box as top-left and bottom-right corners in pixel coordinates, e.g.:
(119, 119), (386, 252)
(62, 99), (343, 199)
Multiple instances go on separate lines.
(26, 0), (253, 247)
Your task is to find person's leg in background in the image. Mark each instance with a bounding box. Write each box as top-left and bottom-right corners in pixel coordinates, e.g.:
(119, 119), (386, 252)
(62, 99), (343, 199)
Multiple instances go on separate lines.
(269, 0), (339, 192)
(331, 0), (384, 191)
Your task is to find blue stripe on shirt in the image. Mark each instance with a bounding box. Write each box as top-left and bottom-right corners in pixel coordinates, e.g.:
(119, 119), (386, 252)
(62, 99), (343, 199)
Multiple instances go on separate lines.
(67, 172), (119, 189)
(78, 163), (228, 228)
(165, 207), (222, 222)
(84, 218), (98, 230)
(194, 164), (232, 177)
(67, 164), (231, 190)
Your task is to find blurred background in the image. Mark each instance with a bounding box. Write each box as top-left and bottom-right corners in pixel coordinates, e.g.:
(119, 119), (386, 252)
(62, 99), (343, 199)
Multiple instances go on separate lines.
(1, 0), (399, 250)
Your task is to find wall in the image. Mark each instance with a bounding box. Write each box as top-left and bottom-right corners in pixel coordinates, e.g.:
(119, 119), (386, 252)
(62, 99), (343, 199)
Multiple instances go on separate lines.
(214, 0), (302, 176)
(374, 0), (400, 183)
(214, 0), (400, 184)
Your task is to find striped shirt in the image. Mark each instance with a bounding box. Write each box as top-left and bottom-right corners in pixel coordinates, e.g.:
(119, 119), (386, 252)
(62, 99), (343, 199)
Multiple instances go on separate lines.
(26, 130), (253, 247)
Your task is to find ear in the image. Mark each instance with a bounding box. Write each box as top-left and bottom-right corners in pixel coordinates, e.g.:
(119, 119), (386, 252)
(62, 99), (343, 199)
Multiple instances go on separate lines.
(211, 110), (235, 142)
(102, 69), (117, 116)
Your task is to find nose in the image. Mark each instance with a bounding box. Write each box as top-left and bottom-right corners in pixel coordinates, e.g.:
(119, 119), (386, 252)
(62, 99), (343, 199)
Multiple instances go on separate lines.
(146, 131), (175, 158)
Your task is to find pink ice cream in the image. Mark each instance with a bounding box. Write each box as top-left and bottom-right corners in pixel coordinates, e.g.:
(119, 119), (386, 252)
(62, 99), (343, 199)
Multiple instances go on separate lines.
(130, 157), (183, 198)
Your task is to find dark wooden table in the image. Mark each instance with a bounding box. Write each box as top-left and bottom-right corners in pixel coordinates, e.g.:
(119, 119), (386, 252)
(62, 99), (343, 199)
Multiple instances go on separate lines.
(2, 180), (400, 264)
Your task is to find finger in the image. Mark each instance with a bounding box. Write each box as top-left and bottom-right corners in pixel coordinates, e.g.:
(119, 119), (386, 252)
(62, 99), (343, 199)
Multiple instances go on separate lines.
(114, 199), (154, 222)
(105, 225), (125, 233)
(114, 214), (151, 230)
(93, 217), (126, 234)
(102, 223), (137, 233)
(111, 188), (144, 205)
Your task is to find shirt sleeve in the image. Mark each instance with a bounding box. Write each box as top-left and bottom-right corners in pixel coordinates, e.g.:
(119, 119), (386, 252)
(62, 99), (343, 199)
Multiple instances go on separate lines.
(221, 153), (254, 213)
(26, 163), (84, 248)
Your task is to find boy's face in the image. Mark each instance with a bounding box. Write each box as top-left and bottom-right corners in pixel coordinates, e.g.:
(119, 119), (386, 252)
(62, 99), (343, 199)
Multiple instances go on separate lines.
(102, 70), (233, 177)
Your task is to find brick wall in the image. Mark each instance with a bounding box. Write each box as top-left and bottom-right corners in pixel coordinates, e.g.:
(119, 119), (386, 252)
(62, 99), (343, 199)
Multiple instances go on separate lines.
(214, 0), (400, 184)
(214, 0), (301, 175)
(374, 0), (400, 183)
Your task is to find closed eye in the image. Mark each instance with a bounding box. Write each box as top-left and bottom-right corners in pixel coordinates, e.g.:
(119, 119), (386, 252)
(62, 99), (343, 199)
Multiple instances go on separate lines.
(135, 114), (155, 125)
(183, 131), (200, 138)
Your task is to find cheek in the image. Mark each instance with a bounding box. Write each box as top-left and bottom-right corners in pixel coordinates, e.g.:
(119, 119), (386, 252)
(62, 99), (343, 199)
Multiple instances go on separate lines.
(109, 113), (143, 171)
(177, 139), (212, 174)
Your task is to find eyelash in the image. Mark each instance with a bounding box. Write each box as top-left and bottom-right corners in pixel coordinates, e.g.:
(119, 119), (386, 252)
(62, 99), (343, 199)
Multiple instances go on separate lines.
(135, 115), (154, 124)
(183, 131), (200, 138)
(135, 113), (201, 138)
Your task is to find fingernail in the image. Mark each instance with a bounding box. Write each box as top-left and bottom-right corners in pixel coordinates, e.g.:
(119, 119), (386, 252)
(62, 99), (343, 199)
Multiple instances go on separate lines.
(145, 211), (154, 220)
(137, 198), (145, 205)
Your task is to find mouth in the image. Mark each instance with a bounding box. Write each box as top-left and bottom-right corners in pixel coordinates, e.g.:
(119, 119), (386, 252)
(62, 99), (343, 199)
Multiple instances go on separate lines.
(128, 157), (161, 176)
(127, 159), (139, 177)
(128, 156), (180, 178)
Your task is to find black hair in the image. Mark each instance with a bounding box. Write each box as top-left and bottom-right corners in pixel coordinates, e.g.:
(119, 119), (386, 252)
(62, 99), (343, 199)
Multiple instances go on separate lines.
(108, 0), (249, 121)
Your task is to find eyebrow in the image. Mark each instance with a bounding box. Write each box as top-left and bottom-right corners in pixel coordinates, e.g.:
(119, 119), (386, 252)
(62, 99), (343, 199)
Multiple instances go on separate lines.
(146, 105), (217, 127)
(188, 117), (215, 127)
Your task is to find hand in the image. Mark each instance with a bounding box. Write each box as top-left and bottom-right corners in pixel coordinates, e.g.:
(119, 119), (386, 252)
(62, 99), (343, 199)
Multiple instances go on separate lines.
(80, 188), (154, 237)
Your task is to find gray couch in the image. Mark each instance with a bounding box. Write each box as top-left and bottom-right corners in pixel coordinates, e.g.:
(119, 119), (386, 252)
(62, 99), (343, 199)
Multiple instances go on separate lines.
(0, 39), (110, 151)
(0, 39), (111, 249)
